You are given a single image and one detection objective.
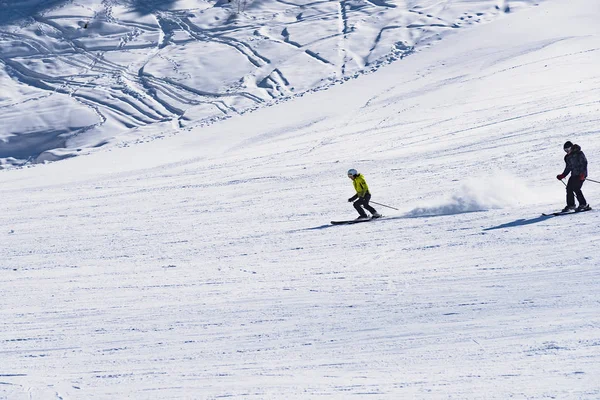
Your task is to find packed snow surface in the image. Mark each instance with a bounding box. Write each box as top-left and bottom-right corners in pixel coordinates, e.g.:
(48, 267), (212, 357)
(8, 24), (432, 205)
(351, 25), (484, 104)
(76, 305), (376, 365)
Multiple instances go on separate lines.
(2, 0), (600, 399)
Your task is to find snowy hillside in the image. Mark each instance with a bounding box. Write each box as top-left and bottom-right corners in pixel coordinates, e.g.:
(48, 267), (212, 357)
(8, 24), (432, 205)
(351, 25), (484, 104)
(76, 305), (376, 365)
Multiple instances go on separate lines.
(0, 0), (540, 167)
(2, 0), (600, 398)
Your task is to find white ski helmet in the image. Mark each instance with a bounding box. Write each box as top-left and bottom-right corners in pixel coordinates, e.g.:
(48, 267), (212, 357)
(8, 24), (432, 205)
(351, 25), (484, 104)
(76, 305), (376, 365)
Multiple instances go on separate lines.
(347, 168), (358, 177)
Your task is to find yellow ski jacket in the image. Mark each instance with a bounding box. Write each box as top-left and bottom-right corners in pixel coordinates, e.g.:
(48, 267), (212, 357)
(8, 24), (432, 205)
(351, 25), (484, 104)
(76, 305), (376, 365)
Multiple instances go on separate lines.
(352, 174), (370, 197)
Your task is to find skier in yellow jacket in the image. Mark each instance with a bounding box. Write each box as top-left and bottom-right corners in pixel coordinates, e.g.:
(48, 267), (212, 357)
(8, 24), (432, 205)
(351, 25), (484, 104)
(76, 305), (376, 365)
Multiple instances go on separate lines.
(347, 169), (381, 220)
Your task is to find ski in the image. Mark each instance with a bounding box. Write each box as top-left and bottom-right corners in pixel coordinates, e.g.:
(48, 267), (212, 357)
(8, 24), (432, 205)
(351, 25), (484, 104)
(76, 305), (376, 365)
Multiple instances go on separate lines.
(542, 211), (574, 216)
(331, 219), (372, 225)
(542, 206), (592, 216)
(331, 216), (383, 225)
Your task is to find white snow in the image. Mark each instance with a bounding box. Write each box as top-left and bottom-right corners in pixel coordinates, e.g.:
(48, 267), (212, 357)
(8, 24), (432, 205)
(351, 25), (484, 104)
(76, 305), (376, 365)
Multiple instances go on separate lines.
(1, 0), (600, 399)
(0, 0), (541, 166)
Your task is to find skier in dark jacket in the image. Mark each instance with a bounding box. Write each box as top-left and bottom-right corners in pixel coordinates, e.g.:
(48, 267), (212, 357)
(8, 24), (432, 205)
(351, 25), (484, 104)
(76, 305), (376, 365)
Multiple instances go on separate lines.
(347, 169), (381, 220)
(556, 141), (590, 212)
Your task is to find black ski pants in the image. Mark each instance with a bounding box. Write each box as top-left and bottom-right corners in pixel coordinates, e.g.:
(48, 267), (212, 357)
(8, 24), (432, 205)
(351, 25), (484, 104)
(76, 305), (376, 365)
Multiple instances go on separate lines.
(353, 192), (378, 217)
(566, 175), (586, 207)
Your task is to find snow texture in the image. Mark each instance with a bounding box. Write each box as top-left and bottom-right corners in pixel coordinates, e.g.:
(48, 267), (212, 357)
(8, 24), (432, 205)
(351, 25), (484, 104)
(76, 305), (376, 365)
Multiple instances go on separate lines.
(1, 0), (600, 399)
(0, 0), (540, 167)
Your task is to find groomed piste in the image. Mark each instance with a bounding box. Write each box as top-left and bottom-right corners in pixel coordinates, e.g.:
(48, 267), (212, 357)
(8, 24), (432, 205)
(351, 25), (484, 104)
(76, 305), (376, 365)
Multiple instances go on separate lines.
(1, 0), (600, 398)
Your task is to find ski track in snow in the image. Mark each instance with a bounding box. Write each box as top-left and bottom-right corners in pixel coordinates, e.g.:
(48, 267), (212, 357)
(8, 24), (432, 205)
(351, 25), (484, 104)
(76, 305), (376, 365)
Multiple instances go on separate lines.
(2, 149), (600, 398)
(1, 147), (600, 398)
(0, 0), (541, 167)
(2, 0), (600, 398)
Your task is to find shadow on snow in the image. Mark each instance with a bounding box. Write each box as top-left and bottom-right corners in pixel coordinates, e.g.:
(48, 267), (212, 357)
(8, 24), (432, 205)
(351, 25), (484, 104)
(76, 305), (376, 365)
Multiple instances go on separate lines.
(123, 0), (181, 14)
(299, 215), (416, 231)
(483, 215), (553, 231)
(302, 212), (554, 232)
(0, 0), (69, 26)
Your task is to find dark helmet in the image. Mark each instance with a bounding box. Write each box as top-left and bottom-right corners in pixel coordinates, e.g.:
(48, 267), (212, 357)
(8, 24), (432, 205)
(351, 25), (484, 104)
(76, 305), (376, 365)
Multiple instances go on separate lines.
(563, 141), (573, 149)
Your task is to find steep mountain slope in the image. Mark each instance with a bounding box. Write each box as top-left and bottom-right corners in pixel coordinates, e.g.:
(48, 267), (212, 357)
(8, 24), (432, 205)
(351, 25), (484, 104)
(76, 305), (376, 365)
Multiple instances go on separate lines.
(1, 0), (600, 399)
(0, 0), (540, 166)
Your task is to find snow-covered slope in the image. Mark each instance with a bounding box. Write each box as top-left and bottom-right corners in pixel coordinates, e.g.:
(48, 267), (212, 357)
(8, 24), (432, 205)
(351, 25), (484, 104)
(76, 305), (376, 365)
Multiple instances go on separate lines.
(1, 0), (600, 398)
(0, 0), (541, 167)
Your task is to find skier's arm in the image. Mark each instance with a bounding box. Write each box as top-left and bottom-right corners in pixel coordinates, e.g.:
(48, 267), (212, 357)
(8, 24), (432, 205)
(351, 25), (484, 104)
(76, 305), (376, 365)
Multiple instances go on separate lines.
(581, 152), (588, 172)
(357, 180), (368, 197)
(561, 162), (571, 177)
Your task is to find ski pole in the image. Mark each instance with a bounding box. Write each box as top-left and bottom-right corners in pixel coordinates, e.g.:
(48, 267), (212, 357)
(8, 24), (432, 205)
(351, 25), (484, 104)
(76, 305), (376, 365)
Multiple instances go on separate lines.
(586, 178), (600, 184)
(560, 179), (566, 187)
(370, 200), (399, 211)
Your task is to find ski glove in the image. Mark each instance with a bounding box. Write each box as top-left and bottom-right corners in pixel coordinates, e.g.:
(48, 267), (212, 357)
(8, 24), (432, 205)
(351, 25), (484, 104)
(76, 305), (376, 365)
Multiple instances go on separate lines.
(556, 174), (565, 180)
(580, 172), (586, 181)
(348, 195), (358, 202)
